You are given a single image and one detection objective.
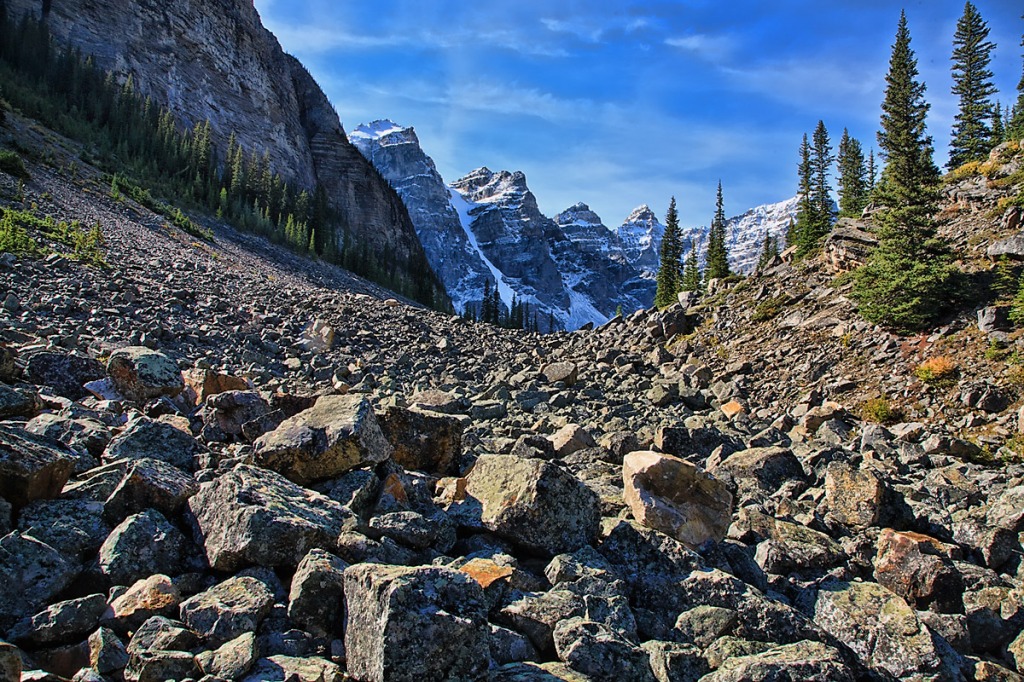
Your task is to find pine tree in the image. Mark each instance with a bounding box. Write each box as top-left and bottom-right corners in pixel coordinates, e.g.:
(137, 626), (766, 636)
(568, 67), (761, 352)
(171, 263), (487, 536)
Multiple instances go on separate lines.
(867, 149), (877, 193)
(949, 1), (997, 167)
(705, 181), (730, 280)
(756, 234), (780, 272)
(852, 11), (955, 332)
(793, 134), (818, 256)
(680, 248), (702, 292)
(1010, 18), (1024, 141)
(992, 103), (1005, 146)
(654, 197), (683, 308)
(811, 120), (835, 227)
(837, 128), (869, 217)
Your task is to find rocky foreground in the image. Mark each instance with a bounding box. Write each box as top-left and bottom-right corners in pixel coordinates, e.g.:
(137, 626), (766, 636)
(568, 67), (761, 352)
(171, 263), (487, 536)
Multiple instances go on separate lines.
(2, 148), (1024, 682)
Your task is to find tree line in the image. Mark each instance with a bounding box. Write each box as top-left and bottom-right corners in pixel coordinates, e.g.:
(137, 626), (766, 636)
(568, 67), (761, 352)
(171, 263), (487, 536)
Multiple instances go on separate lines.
(0, 2), (447, 310)
(654, 2), (1024, 333)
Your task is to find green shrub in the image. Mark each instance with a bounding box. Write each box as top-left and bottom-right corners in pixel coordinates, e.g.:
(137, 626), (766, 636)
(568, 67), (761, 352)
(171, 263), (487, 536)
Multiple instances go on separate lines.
(751, 294), (789, 322)
(913, 356), (958, 387)
(0, 149), (29, 180)
(858, 397), (902, 425)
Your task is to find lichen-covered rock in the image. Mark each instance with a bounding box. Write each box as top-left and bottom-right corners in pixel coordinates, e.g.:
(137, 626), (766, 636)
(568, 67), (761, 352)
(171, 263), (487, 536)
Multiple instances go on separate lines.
(813, 579), (947, 680)
(240, 655), (345, 682)
(464, 453), (601, 555)
(368, 509), (455, 551)
(195, 631), (257, 680)
(0, 532), (79, 632)
(98, 509), (195, 585)
(709, 446), (803, 502)
(202, 389), (271, 442)
(17, 498), (109, 559)
(0, 382), (35, 418)
(0, 424), (76, 508)
(103, 416), (205, 471)
(179, 575), (275, 647)
(287, 548), (348, 637)
(551, 424), (597, 457)
(700, 640), (855, 682)
(8, 594), (108, 647)
(253, 394), (393, 485)
(183, 367), (250, 404)
(642, 640), (709, 682)
(103, 457), (198, 523)
(750, 515), (844, 574)
(24, 413), (111, 458)
(106, 346), (184, 403)
(824, 461), (887, 529)
(622, 451), (732, 548)
(344, 563), (489, 682)
(378, 405), (462, 475)
(124, 649), (197, 682)
(25, 351), (105, 400)
(553, 618), (656, 682)
(126, 616), (198, 656)
(542, 361), (579, 386)
(873, 528), (965, 614)
(187, 464), (353, 571)
(672, 606), (739, 648)
(497, 590), (586, 657)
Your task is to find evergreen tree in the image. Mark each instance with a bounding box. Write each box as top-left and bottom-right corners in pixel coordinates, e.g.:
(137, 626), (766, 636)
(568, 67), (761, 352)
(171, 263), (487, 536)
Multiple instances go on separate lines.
(811, 120), (835, 226)
(793, 134), (819, 256)
(705, 181), (730, 280)
(949, 1), (997, 167)
(654, 196), (683, 307)
(867, 149), (877, 193)
(992, 103), (1005, 146)
(852, 11), (955, 332)
(837, 128), (869, 217)
(1010, 18), (1024, 141)
(680, 248), (702, 292)
(756, 234), (780, 272)
(1010, 270), (1024, 326)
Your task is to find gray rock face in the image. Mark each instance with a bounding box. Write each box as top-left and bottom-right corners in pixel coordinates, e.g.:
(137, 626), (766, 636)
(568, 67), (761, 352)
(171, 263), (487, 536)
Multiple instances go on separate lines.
(701, 640), (855, 682)
(0, 532), (79, 632)
(25, 351), (105, 400)
(344, 563), (490, 682)
(103, 416), (205, 471)
(8, 593), (108, 647)
(17, 498), (109, 559)
(187, 464), (353, 571)
(99, 509), (194, 585)
(378, 405), (462, 475)
(287, 548), (348, 638)
(464, 453), (601, 555)
(7, 0), (444, 306)
(616, 205), (665, 279)
(179, 576), (275, 647)
(0, 425), (76, 508)
(253, 394), (393, 485)
(553, 618), (656, 682)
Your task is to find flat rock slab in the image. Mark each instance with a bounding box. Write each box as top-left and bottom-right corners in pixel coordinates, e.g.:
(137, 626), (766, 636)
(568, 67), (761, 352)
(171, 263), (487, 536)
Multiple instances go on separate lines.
(0, 532), (79, 632)
(188, 464), (353, 572)
(180, 576), (275, 647)
(103, 416), (205, 471)
(464, 453), (601, 556)
(622, 451), (732, 548)
(344, 563), (489, 682)
(254, 394), (392, 485)
(0, 424), (76, 508)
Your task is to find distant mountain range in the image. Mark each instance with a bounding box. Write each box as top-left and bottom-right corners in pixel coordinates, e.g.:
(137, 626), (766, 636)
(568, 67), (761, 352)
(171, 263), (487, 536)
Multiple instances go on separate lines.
(351, 120), (800, 329)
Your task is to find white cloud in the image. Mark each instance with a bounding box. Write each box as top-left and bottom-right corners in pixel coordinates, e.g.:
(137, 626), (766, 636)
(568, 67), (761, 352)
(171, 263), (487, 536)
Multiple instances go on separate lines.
(665, 33), (736, 61)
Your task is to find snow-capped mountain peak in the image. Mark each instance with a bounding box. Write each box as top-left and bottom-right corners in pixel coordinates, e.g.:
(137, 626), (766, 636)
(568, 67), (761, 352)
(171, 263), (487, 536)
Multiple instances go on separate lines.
(349, 119), (407, 141)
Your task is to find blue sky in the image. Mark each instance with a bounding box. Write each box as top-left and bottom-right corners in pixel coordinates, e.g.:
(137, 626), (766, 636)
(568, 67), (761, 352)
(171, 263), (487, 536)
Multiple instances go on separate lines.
(253, 1), (1022, 229)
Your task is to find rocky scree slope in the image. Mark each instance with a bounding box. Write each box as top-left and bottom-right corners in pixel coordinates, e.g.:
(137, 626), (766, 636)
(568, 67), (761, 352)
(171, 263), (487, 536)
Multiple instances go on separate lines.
(5, 0), (444, 304)
(2, 117), (1024, 681)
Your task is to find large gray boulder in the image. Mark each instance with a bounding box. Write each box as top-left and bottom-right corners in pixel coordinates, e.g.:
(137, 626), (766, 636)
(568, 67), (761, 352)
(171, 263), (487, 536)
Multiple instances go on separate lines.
(253, 394), (392, 485)
(622, 451), (732, 548)
(103, 416), (205, 471)
(98, 509), (195, 585)
(0, 532), (79, 632)
(25, 351), (105, 400)
(103, 457), (198, 523)
(0, 425), (76, 509)
(378, 405), (462, 475)
(553, 618), (656, 682)
(344, 563), (489, 682)
(813, 579), (948, 681)
(187, 464), (353, 571)
(464, 453), (601, 555)
(8, 593), (108, 647)
(288, 548), (348, 637)
(105, 346), (184, 403)
(179, 576), (275, 647)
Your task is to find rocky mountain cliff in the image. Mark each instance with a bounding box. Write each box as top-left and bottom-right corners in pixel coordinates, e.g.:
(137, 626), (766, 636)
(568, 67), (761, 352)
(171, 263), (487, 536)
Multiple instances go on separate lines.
(616, 204), (665, 278)
(678, 196), (800, 275)
(351, 121), (654, 328)
(5, 0), (445, 304)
